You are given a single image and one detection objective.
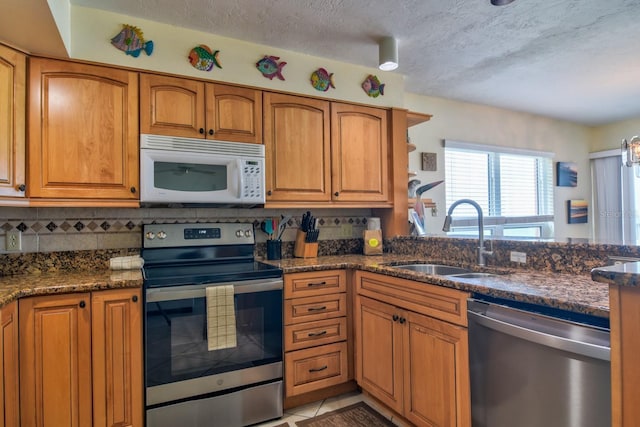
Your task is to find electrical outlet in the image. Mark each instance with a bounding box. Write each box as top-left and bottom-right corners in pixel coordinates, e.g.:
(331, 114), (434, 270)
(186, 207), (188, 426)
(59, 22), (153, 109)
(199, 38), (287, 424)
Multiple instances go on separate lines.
(5, 230), (21, 251)
(510, 251), (526, 263)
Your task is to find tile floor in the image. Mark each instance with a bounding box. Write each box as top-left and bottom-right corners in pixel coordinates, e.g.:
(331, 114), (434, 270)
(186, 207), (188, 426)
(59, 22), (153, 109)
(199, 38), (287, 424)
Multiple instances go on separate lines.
(255, 391), (412, 427)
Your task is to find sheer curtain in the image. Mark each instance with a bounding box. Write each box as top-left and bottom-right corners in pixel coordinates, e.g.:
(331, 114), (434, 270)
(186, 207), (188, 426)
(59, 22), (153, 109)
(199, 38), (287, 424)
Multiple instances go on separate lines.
(621, 161), (640, 245)
(590, 154), (623, 243)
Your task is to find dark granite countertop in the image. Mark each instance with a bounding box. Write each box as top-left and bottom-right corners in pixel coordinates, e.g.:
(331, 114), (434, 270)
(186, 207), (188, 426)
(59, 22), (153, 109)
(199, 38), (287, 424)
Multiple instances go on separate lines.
(265, 254), (610, 318)
(0, 254), (609, 319)
(591, 262), (640, 288)
(0, 270), (142, 307)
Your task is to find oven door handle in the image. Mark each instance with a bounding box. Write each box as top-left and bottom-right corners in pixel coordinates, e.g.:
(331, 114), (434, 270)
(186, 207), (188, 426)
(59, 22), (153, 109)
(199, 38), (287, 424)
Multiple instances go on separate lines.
(145, 278), (283, 302)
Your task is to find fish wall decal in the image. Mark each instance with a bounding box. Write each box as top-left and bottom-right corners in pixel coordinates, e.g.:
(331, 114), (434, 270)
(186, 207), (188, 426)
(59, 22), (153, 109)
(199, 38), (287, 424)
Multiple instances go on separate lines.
(310, 68), (335, 91)
(362, 74), (385, 98)
(256, 55), (286, 80)
(189, 45), (222, 71)
(111, 24), (154, 57)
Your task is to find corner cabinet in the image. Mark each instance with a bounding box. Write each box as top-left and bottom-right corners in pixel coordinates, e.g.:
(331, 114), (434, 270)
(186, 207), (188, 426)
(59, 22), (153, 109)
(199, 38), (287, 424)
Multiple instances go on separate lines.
(331, 103), (388, 203)
(0, 45), (27, 203)
(27, 58), (139, 206)
(19, 288), (143, 427)
(140, 73), (262, 144)
(355, 271), (471, 427)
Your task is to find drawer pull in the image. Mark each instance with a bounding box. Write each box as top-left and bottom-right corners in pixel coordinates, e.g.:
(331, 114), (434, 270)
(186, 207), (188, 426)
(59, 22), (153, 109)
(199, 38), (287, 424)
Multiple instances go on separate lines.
(308, 330), (327, 337)
(307, 306), (327, 312)
(309, 365), (328, 373)
(307, 281), (327, 287)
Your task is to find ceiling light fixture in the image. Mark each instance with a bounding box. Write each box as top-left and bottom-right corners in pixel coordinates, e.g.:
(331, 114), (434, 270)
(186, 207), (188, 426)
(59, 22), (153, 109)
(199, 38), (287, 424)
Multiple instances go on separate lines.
(491, 0), (516, 5)
(378, 37), (398, 71)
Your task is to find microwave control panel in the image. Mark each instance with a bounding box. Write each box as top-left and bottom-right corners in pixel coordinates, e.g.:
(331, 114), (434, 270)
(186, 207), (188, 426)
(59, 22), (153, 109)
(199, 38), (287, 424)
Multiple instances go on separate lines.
(241, 159), (264, 201)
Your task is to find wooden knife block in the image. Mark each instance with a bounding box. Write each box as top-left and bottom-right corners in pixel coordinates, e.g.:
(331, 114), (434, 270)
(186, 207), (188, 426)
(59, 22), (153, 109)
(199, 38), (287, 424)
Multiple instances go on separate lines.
(294, 229), (318, 258)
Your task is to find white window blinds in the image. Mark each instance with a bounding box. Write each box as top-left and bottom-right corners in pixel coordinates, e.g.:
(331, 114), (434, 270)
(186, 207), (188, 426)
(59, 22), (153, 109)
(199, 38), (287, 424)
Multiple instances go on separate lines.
(444, 140), (554, 238)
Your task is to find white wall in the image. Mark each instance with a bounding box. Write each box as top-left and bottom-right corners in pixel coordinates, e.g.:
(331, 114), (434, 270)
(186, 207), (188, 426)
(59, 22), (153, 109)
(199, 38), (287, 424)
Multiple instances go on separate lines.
(70, 6), (405, 108)
(405, 93), (594, 241)
(591, 117), (640, 152)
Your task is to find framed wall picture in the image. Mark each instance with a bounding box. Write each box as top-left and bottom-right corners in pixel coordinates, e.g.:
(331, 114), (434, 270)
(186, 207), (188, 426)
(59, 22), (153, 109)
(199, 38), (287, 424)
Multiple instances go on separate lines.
(557, 162), (577, 187)
(567, 199), (588, 224)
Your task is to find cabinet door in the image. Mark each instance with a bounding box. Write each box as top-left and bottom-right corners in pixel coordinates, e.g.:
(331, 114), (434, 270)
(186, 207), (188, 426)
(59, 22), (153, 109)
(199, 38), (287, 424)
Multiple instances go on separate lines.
(263, 92), (331, 202)
(0, 301), (19, 427)
(206, 84), (262, 143)
(404, 310), (470, 427)
(331, 103), (389, 202)
(28, 58), (139, 202)
(140, 73), (206, 138)
(355, 296), (403, 413)
(19, 293), (92, 427)
(0, 45), (26, 200)
(92, 288), (143, 427)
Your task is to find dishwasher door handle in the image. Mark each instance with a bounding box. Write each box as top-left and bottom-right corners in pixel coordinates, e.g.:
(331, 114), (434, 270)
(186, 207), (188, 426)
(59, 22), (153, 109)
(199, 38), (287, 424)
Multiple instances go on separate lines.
(468, 309), (610, 361)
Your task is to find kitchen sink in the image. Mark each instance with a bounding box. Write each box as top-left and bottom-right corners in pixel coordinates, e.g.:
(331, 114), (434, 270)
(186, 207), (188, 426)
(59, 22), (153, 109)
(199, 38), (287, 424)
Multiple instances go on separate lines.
(390, 264), (471, 276)
(448, 272), (498, 279)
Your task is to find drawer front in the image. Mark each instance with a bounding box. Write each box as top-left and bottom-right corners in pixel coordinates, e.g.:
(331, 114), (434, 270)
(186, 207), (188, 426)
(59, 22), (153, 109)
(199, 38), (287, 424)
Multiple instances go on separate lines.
(356, 271), (468, 326)
(285, 317), (347, 351)
(284, 270), (347, 299)
(284, 293), (347, 325)
(285, 342), (348, 397)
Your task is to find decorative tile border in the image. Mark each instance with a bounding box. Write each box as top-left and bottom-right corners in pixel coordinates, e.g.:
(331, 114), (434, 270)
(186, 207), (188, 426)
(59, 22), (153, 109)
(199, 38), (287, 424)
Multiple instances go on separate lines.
(0, 207), (371, 254)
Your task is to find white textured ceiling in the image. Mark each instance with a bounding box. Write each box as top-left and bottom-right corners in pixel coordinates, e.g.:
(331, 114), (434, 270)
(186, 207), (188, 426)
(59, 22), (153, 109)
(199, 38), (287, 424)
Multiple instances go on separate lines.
(70, 0), (640, 125)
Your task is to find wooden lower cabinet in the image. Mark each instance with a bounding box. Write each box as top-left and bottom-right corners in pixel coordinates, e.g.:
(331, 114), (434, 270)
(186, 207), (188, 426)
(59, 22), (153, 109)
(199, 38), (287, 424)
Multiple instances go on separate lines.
(356, 271), (470, 427)
(0, 302), (19, 427)
(283, 270), (352, 403)
(609, 284), (640, 427)
(19, 288), (142, 427)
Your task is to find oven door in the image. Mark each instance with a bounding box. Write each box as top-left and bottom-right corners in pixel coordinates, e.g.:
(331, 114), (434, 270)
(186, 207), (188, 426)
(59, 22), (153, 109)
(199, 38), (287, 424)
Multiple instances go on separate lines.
(144, 278), (283, 406)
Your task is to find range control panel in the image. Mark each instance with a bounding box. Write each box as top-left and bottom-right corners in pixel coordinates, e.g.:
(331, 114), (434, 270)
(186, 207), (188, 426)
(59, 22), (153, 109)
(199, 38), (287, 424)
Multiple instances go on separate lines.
(142, 222), (254, 248)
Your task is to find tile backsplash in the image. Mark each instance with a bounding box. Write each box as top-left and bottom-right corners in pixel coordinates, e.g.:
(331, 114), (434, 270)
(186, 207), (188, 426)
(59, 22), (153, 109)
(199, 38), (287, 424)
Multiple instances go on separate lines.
(0, 206), (372, 254)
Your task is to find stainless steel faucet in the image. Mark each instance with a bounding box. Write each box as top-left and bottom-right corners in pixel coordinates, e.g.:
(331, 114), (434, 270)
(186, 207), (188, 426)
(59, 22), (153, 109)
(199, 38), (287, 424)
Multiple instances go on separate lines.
(442, 198), (493, 266)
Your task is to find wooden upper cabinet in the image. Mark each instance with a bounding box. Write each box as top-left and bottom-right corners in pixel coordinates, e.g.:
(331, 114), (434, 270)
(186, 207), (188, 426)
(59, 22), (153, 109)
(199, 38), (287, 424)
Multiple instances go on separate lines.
(264, 92), (331, 202)
(27, 58), (139, 204)
(140, 73), (262, 143)
(140, 73), (205, 138)
(205, 83), (262, 143)
(0, 45), (26, 201)
(331, 103), (389, 203)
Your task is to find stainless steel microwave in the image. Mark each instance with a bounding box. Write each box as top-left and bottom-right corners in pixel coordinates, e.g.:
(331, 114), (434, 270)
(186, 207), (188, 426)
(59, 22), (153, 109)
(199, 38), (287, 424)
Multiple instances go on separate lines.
(140, 134), (265, 205)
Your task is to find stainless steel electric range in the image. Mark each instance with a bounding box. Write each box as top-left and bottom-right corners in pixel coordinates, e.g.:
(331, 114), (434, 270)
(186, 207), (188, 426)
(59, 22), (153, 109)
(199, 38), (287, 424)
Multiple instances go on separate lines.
(141, 222), (284, 427)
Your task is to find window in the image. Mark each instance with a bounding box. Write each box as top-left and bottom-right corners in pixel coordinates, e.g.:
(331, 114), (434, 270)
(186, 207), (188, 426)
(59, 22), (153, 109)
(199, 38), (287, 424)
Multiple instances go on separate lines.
(444, 140), (554, 239)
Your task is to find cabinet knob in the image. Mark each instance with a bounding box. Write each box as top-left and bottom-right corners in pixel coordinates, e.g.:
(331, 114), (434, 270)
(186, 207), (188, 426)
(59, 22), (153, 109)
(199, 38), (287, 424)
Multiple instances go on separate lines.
(267, 190), (272, 196)
(199, 128), (205, 134)
(399, 317), (406, 324)
(79, 300), (86, 308)
(208, 129), (214, 136)
(130, 186), (137, 193)
(132, 295), (138, 302)
(17, 184), (26, 192)
(392, 314), (399, 322)
(334, 192), (339, 197)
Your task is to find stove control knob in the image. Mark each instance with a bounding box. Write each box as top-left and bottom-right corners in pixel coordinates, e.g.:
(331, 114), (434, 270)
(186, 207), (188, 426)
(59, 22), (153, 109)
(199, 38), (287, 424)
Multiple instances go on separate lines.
(244, 229), (252, 238)
(235, 230), (243, 238)
(157, 231), (167, 239)
(145, 232), (155, 240)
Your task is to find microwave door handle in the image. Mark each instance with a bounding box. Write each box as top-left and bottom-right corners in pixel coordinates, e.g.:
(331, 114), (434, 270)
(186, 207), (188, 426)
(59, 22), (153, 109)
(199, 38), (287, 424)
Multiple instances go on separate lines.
(236, 158), (244, 200)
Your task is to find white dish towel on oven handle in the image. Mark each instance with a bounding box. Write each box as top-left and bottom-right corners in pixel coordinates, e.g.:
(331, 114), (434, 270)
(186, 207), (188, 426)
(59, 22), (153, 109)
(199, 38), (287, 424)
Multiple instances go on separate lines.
(206, 285), (237, 351)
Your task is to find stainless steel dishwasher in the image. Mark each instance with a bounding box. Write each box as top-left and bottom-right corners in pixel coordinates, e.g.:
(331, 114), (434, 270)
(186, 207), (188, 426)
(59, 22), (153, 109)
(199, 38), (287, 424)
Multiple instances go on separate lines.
(468, 297), (611, 427)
